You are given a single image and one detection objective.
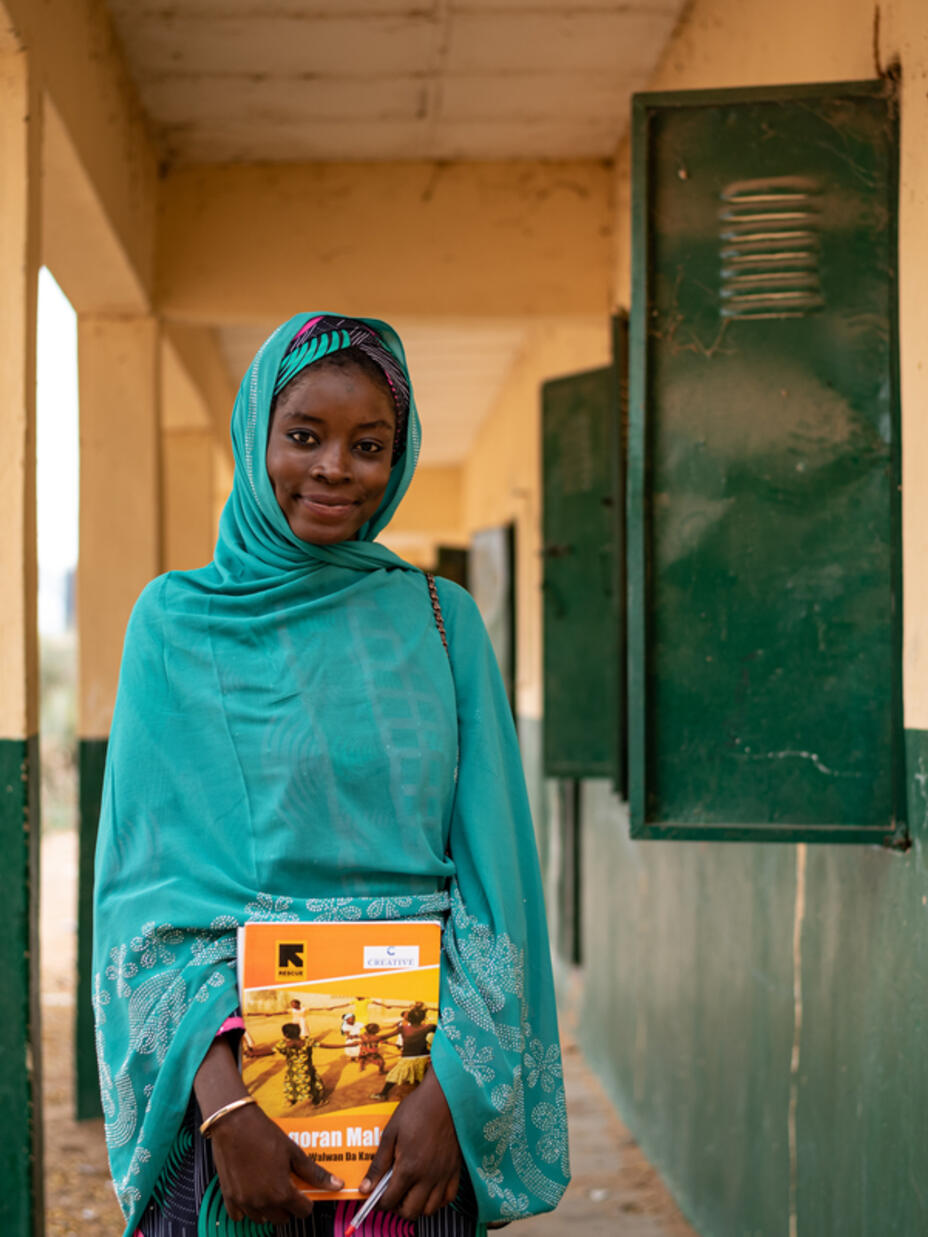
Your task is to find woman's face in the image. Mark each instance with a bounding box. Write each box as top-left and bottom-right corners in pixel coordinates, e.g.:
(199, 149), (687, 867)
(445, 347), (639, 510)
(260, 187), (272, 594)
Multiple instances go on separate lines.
(266, 363), (396, 545)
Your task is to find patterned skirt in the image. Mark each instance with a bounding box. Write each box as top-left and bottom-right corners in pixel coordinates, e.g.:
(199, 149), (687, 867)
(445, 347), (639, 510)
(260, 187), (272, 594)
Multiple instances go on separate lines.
(136, 1096), (482, 1237)
(383, 1056), (431, 1088)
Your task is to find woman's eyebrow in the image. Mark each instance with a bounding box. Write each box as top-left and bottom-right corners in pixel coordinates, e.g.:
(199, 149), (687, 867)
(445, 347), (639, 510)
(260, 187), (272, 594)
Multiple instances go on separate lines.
(277, 409), (319, 423)
(278, 410), (393, 431)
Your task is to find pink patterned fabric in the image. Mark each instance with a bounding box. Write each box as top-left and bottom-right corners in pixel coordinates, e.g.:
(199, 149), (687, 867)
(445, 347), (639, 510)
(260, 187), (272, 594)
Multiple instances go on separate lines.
(214, 1014), (245, 1038)
(334, 1199), (415, 1237)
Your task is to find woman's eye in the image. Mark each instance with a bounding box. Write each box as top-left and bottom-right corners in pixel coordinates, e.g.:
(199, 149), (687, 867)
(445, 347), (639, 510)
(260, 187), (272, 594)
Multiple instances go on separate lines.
(288, 429), (317, 446)
(356, 440), (384, 454)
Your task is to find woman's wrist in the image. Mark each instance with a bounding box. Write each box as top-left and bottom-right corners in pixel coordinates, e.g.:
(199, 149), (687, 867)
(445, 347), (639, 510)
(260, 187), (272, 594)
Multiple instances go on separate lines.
(194, 1036), (250, 1118)
(200, 1095), (257, 1138)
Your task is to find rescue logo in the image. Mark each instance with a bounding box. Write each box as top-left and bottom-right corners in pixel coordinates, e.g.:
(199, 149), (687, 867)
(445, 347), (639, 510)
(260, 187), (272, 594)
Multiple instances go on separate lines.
(275, 939), (307, 981)
(363, 944), (420, 970)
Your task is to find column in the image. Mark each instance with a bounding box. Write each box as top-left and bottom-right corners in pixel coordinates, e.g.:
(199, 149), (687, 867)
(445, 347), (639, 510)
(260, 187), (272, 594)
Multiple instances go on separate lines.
(0, 42), (45, 1237)
(74, 315), (161, 1119)
(162, 427), (216, 570)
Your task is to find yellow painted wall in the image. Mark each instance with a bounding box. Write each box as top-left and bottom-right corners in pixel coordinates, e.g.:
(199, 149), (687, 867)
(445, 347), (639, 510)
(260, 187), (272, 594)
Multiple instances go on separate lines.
(161, 339), (216, 572)
(0, 43), (41, 738)
(163, 322), (236, 466)
(78, 316), (161, 738)
(162, 430), (215, 573)
(380, 465), (464, 568)
(158, 162), (614, 322)
(462, 319), (611, 720)
(42, 98), (148, 315)
(613, 0), (928, 725)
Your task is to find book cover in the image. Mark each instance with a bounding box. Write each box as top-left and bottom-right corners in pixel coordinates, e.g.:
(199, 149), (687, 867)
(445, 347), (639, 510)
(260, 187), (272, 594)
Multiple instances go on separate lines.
(237, 919), (442, 1198)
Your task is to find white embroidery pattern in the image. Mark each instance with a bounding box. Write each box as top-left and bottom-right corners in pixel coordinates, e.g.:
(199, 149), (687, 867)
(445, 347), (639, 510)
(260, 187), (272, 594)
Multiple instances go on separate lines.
(532, 1087), (569, 1176)
(106, 944), (138, 997)
(304, 896), (364, 921)
(457, 1035), (496, 1085)
(245, 892), (299, 922)
(439, 886), (568, 1216)
(304, 890), (449, 921)
(95, 913), (241, 1215)
(130, 921), (184, 969)
(524, 1036), (563, 1094)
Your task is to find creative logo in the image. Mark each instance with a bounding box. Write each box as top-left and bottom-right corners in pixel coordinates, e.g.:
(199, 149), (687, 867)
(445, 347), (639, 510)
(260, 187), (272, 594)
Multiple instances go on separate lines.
(363, 944), (420, 970)
(275, 939), (307, 981)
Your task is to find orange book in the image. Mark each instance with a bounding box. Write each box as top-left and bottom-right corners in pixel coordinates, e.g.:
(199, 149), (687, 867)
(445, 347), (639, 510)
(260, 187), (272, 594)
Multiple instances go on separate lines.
(236, 919), (442, 1198)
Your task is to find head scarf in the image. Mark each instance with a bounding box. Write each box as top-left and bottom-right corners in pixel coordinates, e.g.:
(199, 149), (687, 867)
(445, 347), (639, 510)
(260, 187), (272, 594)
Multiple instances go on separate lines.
(215, 311), (419, 583)
(93, 312), (569, 1234)
(273, 313), (410, 463)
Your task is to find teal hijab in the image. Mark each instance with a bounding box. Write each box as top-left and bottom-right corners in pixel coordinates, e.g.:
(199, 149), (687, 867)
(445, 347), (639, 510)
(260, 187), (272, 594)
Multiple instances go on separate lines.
(93, 312), (569, 1234)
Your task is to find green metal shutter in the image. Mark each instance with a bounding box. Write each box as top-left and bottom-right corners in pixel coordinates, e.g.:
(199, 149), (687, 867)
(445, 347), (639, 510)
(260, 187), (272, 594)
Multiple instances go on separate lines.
(542, 316), (626, 783)
(628, 80), (903, 843)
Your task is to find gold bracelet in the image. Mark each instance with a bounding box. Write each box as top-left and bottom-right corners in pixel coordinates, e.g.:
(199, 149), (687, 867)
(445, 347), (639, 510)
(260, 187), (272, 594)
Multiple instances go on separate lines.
(199, 1095), (257, 1138)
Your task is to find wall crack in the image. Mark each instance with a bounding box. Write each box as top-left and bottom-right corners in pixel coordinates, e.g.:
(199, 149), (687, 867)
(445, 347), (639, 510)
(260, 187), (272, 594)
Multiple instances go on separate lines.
(788, 843), (807, 1237)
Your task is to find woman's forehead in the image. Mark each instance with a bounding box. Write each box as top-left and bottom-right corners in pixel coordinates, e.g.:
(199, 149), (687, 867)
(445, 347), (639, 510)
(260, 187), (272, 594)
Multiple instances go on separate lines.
(275, 360), (395, 409)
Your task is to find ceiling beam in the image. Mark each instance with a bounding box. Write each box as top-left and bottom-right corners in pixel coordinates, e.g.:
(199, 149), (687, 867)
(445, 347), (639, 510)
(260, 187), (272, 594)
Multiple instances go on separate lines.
(157, 160), (614, 322)
(5, 0), (158, 306)
(162, 321), (236, 464)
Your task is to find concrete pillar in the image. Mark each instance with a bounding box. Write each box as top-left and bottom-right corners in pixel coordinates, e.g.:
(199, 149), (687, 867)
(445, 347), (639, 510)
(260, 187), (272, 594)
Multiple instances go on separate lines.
(162, 428), (215, 571)
(0, 40), (45, 1237)
(160, 330), (221, 571)
(75, 314), (161, 1119)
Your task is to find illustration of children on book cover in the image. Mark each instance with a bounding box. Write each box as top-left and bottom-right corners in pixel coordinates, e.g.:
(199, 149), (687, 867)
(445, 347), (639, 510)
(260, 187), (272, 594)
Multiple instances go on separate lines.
(241, 992), (438, 1118)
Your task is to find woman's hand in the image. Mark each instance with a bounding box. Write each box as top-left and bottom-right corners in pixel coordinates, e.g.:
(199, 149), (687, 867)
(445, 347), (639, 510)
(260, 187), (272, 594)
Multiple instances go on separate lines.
(209, 1102), (343, 1225)
(359, 1067), (461, 1219)
(194, 1035), (343, 1224)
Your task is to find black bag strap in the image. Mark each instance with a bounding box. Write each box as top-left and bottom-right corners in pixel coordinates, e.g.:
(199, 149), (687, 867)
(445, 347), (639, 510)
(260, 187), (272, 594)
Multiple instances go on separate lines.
(425, 572), (449, 658)
(424, 571), (460, 827)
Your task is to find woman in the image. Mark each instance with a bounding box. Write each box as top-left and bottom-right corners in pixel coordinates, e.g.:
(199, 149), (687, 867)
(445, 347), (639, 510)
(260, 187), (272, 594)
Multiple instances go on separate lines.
(93, 313), (569, 1236)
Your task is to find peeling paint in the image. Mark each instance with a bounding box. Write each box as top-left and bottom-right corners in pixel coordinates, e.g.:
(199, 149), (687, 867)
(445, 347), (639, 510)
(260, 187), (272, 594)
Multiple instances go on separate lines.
(742, 750), (865, 779)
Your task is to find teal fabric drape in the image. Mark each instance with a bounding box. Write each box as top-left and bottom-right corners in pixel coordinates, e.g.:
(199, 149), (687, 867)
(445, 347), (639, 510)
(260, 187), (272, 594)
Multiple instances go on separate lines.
(93, 313), (569, 1235)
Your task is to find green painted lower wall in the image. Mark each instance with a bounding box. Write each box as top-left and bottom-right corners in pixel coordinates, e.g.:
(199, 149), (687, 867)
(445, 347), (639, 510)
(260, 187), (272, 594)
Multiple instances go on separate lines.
(570, 728), (928, 1237)
(520, 716), (579, 1007)
(76, 738), (106, 1120)
(0, 736), (44, 1236)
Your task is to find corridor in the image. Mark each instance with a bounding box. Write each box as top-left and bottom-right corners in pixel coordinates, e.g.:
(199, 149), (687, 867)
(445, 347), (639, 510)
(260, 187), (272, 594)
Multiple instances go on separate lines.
(525, 1039), (696, 1237)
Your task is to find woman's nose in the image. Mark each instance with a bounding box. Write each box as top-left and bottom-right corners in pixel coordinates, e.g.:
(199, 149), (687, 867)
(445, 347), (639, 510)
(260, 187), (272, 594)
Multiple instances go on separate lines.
(310, 441), (351, 481)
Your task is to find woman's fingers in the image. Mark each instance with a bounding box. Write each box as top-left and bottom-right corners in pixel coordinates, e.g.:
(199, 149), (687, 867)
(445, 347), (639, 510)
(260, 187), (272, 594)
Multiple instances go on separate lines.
(211, 1103), (341, 1222)
(290, 1143), (345, 1194)
(385, 1167), (458, 1221)
(394, 1179), (432, 1221)
(441, 1170), (461, 1210)
(359, 1123), (397, 1194)
(423, 1180), (453, 1218)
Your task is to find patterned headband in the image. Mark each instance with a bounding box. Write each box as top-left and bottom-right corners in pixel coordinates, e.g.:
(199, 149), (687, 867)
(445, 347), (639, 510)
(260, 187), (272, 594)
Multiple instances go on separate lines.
(274, 315), (411, 463)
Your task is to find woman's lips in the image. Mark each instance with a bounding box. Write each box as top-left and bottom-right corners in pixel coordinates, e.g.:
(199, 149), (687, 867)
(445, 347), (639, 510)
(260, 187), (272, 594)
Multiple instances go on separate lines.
(297, 494), (358, 519)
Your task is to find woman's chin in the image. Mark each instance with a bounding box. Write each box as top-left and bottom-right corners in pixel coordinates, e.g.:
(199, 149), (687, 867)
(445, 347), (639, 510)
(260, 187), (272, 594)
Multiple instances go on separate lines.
(289, 515), (363, 545)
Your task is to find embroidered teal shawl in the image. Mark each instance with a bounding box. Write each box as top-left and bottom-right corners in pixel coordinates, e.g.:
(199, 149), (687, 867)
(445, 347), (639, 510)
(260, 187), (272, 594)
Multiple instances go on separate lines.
(93, 312), (569, 1234)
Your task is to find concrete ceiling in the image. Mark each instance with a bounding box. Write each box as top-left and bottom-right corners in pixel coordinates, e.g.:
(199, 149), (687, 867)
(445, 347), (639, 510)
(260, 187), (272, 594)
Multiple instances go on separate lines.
(103, 1), (685, 467)
(104, 0), (686, 164)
